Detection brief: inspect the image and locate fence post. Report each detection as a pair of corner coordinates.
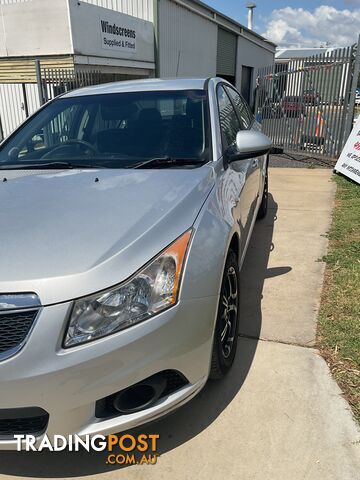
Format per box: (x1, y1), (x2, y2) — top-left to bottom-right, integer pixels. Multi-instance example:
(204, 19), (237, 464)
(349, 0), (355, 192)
(343, 34), (360, 144)
(254, 73), (260, 117)
(21, 83), (29, 117)
(0, 114), (3, 142)
(35, 59), (45, 106)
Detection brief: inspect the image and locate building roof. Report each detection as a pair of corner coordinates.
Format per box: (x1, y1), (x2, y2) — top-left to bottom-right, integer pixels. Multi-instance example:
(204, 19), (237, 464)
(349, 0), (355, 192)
(275, 47), (335, 59)
(63, 78), (210, 97)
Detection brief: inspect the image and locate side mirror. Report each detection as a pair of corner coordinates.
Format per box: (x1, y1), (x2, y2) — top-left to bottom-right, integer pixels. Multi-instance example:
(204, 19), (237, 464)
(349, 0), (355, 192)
(226, 130), (272, 163)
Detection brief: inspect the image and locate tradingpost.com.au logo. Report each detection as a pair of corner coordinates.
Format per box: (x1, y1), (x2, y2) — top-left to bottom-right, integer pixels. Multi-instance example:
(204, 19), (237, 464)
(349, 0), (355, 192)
(14, 434), (160, 465)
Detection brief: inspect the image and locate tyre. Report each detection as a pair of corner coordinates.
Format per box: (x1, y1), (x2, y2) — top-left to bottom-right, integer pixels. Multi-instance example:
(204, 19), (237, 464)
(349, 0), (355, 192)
(257, 168), (268, 220)
(210, 250), (240, 380)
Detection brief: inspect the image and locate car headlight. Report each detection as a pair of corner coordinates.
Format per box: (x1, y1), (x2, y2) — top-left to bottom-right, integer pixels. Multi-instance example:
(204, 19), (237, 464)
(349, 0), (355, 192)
(64, 230), (192, 347)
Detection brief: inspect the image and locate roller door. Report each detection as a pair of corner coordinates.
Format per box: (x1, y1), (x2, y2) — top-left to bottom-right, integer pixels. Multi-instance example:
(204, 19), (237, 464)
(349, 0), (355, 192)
(217, 28), (237, 80)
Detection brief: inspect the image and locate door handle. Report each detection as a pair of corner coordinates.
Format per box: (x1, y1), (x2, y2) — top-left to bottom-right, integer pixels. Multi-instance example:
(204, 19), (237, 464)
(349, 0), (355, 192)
(252, 158), (258, 168)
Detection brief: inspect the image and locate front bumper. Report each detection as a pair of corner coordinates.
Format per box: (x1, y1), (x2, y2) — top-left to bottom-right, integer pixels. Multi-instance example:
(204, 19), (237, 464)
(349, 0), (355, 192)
(0, 295), (218, 449)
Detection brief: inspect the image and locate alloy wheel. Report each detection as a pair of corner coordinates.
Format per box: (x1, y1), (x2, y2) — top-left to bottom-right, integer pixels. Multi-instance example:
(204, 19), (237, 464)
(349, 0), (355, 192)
(220, 266), (238, 359)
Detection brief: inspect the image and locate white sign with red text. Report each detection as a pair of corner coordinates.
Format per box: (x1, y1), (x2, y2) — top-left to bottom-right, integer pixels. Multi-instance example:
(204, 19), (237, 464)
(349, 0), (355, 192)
(335, 117), (360, 184)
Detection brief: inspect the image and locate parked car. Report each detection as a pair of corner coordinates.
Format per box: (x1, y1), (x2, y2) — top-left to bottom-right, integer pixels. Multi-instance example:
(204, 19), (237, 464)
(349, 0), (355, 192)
(281, 95), (305, 117)
(0, 78), (271, 446)
(303, 89), (321, 105)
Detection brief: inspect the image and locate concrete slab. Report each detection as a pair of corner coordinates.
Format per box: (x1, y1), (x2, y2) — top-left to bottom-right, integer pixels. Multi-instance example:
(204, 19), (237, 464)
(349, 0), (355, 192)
(240, 168), (336, 345)
(1, 340), (359, 480)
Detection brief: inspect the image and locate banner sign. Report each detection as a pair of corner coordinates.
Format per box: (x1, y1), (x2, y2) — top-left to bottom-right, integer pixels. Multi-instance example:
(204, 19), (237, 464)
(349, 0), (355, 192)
(335, 117), (360, 184)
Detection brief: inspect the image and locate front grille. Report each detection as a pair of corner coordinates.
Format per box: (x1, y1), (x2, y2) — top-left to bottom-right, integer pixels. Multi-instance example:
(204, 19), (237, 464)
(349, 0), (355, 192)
(0, 408), (49, 438)
(162, 370), (188, 396)
(0, 309), (39, 357)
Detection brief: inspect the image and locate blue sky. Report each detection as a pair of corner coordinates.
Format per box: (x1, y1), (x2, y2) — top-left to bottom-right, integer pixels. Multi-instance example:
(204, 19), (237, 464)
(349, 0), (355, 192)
(202, 1), (360, 47)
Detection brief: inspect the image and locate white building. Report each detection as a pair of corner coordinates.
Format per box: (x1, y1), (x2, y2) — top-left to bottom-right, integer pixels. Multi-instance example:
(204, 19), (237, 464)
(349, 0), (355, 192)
(0, 0), (276, 137)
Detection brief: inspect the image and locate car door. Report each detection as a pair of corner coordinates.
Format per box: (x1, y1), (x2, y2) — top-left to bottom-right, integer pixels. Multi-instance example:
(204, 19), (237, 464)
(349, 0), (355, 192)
(217, 84), (257, 253)
(224, 85), (262, 216)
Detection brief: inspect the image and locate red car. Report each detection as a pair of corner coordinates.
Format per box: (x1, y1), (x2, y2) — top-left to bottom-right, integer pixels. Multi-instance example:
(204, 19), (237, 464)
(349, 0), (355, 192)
(281, 96), (305, 117)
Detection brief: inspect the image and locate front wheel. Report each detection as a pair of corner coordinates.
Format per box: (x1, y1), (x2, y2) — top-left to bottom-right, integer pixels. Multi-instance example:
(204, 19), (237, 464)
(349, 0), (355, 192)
(210, 250), (240, 380)
(257, 169), (268, 220)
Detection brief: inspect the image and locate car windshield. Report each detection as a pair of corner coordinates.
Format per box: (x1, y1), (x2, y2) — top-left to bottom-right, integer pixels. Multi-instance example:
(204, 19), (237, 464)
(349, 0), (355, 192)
(0, 90), (210, 169)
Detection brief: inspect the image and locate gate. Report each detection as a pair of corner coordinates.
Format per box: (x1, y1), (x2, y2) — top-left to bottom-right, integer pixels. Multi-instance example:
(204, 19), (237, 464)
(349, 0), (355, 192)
(255, 40), (360, 159)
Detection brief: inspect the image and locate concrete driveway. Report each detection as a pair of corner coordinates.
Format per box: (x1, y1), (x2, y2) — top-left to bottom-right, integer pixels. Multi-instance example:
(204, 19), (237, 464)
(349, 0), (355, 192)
(0, 168), (359, 480)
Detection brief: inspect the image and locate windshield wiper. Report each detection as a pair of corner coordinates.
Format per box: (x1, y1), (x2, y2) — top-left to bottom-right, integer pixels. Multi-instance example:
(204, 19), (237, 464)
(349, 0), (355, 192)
(132, 157), (205, 169)
(0, 161), (107, 170)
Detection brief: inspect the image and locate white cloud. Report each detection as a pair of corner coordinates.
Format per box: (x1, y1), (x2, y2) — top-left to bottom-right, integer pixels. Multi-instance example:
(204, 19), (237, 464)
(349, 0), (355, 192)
(262, 5), (360, 47)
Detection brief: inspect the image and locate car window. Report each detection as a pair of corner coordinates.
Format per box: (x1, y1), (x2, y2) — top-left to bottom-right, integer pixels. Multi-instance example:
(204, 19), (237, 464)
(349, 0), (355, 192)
(0, 90), (210, 168)
(217, 85), (241, 149)
(224, 86), (253, 130)
(17, 104), (85, 158)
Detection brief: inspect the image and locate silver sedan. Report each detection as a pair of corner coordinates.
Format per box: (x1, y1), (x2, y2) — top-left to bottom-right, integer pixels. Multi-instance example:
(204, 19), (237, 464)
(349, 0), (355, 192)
(0, 77), (271, 448)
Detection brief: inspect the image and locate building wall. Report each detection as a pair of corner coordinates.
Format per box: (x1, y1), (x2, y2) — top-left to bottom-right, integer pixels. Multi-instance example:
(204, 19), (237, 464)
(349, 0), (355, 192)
(0, 56), (74, 83)
(0, 0), (72, 57)
(158, 0), (218, 78)
(158, 0), (275, 91)
(236, 35), (275, 107)
(0, 0), (30, 4)
(81, 0), (154, 22)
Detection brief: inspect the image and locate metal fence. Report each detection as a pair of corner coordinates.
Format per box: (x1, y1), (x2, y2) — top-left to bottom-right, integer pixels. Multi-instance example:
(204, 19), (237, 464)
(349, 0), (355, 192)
(40, 68), (130, 103)
(0, 83), (40, 140)
(0, 66), (134, 140)
(255, 39), (360, 159)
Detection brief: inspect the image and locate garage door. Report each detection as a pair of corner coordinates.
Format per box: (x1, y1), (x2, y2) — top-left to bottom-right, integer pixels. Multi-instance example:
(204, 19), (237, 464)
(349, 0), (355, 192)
(217, 28), (237, 81)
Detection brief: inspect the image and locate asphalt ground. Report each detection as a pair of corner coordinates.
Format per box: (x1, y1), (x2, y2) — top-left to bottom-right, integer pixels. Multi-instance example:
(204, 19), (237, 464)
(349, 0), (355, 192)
(270, 152), (335, 169)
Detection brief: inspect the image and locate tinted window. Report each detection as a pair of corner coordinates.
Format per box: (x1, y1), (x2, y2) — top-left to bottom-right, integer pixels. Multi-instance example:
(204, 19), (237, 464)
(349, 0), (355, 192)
(0, 90), (210, 168)
(225, 86), (253, 129)
(217, 85), (241, 148)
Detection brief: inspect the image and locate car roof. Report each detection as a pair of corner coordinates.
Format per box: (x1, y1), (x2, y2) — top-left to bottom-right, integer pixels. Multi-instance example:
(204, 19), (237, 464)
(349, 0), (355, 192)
(62, 78), (210, 98)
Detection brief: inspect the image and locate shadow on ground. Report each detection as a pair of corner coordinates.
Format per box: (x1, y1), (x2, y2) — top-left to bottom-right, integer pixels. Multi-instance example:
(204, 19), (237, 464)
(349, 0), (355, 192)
(0, 195), (291, 478)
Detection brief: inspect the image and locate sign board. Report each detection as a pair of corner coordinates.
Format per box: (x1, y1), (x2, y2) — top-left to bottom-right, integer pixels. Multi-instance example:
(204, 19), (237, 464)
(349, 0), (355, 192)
(0, 0), (154, 65)
(69, 1), (154, 64)
(335, 116), (360, 184)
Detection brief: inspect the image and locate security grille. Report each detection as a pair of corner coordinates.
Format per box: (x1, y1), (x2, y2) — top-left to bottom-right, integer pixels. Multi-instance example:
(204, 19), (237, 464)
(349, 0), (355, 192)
(255, 41), (360, 159)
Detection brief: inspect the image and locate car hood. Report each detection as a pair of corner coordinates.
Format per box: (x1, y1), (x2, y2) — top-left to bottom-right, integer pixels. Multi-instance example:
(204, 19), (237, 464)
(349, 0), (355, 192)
(0, 167), (215, 305)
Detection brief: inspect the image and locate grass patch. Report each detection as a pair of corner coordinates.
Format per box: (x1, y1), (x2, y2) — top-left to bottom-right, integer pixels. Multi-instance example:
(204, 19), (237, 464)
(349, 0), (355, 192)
(318, 174), (360, 423)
